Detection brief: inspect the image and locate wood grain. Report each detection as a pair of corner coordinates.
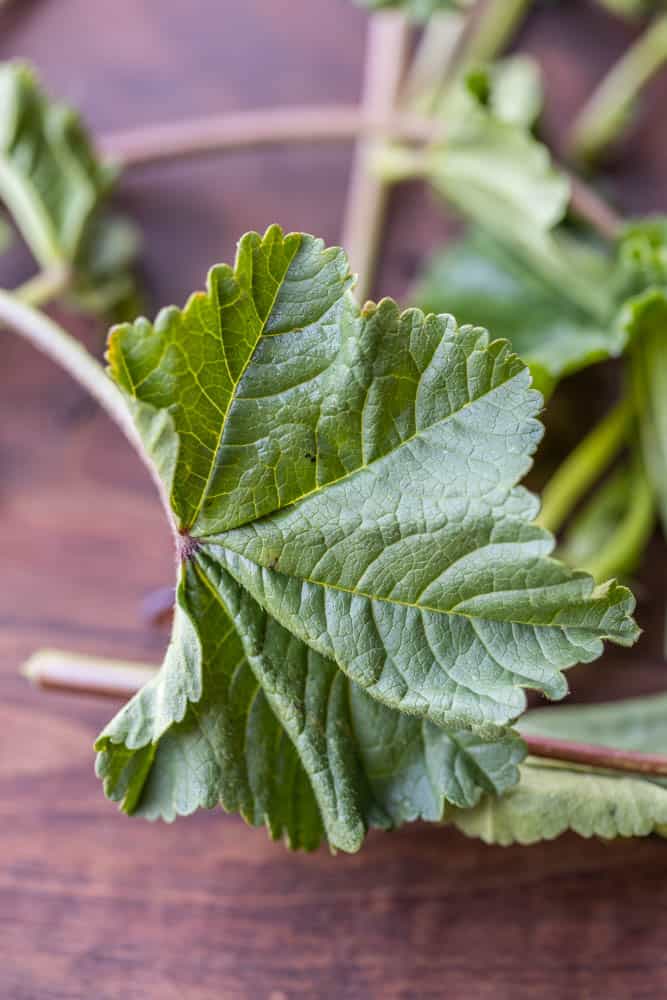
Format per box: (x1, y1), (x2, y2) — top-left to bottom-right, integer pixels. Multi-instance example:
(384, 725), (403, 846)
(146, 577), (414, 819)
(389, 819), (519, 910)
(3, 2), (667, 997)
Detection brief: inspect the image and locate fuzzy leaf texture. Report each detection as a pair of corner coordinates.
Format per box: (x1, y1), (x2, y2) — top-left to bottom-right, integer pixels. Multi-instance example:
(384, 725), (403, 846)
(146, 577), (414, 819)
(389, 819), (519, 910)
(0, 61), (139, 317)
(452, 693), (667, 845)
(96, 226), (638, 851)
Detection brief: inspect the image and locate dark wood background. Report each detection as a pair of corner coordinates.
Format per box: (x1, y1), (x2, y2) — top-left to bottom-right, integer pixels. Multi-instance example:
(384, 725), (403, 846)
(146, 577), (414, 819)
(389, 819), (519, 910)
(3, 2), (667, 997)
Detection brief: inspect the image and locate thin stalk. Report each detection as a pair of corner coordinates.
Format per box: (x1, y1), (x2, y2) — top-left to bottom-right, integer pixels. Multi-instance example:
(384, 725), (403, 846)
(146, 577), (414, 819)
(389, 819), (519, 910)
(99, 106), (625, 248)
(24, 650), (158, 701)
(455, 0), (533, 75)
(14, 265), (71, 307)
(99, 105), (438, 170)
(569, 13), (667, 166)
(400, 11), (466, 111)
(580, 461), (655, 582)
(523, 737), (667, 778)
(537, 395), (635, 535)
(24, 649), (667, 778)
(341, 13), (412, 302)
(567, 172), (624, 242)
(0, 289), (176, 537)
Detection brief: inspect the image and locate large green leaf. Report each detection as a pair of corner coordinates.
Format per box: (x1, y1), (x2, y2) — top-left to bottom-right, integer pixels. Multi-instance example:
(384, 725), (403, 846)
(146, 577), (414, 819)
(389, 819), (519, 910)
(412, 229), (624, 396)
(97, 560), (525, 851)
(452, 693), (667, 845)
(0, 61), (139, 317)
(97, 226), (637, 849)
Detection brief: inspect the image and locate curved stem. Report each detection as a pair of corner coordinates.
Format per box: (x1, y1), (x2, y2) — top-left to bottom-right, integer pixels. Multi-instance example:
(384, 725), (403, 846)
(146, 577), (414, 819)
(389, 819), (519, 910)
(567, 173), (624, 242)
(99, 105), (439, 170)
(14, 265), (71, 307)
(24, 649), (667, 778)
(569, 13), (667, 166)
(98, 105), (625, 246)
(0, 290), (176, 537)
(537, 394), (635, 535)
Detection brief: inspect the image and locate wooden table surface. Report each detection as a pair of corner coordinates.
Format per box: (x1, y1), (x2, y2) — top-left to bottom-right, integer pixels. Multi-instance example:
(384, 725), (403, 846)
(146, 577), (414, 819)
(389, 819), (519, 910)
(3, 2), (667, 997)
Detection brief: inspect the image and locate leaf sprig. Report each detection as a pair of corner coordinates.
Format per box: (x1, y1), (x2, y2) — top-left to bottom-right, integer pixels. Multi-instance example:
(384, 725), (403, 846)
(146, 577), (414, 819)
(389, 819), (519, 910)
(93, 225), (637, 851)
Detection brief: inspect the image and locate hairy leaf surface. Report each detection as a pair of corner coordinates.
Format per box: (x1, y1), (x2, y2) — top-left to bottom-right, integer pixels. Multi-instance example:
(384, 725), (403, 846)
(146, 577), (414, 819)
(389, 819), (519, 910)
(97, 226), (637, 848)
(452, 693), (667, 845)
(452, 760), (667, 844)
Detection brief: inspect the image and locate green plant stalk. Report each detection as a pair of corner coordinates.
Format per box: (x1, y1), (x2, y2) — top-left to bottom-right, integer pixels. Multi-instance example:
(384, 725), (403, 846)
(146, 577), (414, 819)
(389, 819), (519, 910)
(400, 11), (466, 111)
(569, 13), (667, 165)
(537, 395), (635, 534)
(579, 460), (655, 582)
(0, 289), (175, 536)
(456, 0), (533, 74)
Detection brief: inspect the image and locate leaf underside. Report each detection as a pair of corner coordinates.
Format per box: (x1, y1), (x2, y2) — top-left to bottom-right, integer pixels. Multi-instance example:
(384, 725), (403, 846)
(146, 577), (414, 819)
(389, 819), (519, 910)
(96, 226), (637, 851)
(452, 693), (667, 846)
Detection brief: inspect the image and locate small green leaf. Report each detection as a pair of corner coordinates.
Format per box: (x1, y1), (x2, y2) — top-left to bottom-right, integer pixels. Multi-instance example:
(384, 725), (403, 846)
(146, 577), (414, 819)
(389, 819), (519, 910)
(0, 61), (139, 317)
(97, 226), (638, 849)
(412, 229), (624, 396)
(426, 64), (570, 245)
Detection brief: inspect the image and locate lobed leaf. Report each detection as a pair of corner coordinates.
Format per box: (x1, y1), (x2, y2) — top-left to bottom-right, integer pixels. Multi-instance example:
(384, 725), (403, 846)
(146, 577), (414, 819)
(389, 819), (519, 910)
(97, 226), (637, 849)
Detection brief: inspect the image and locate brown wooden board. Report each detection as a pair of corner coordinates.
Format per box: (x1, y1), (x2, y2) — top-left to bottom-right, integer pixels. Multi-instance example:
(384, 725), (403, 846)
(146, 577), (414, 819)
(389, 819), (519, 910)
(2, 2), (667, 996)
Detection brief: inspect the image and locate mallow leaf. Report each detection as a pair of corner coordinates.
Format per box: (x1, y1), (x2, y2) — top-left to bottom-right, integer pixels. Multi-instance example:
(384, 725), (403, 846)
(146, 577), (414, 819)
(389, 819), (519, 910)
(412, 229), (624, 396)
(426, 64), (570, 251)
(96, 225), (637, 848)
(97, 559), (526, 851)
(451, 760), (667, 844)
(0, 61), (139, 317)
(452, 692), (667, 845)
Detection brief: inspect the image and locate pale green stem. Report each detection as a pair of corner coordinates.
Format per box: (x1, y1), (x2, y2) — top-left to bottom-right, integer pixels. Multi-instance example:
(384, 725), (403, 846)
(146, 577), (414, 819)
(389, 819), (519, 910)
(0, 288), (176, 536)
(400, 11), (466, 111)
(580, 461), (655, 582)
(456, 0), (534, 74)
(569, 13), (667, 165)
(342, 13), (412, 302)
(13, 265), (71, 307)
(537, 395), (635, 534)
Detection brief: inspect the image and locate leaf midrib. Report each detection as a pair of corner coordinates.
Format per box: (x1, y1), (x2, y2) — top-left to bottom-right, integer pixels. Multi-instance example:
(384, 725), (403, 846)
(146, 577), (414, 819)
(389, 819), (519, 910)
(186, 238), (301, 531)
(197, 357), (532, 539)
